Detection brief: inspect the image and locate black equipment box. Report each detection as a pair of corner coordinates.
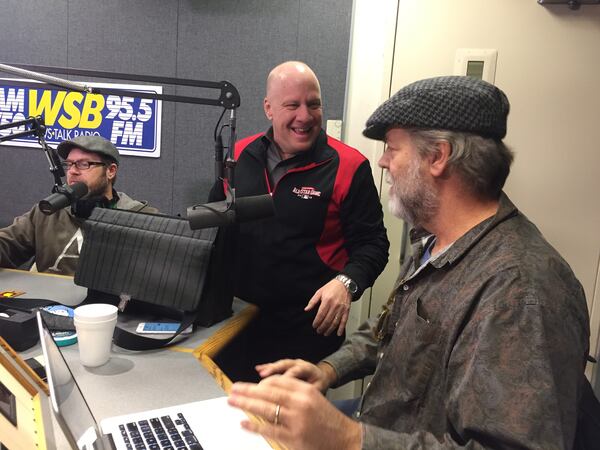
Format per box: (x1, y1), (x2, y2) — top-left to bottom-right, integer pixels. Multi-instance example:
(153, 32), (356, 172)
(0, 306), (38, 352)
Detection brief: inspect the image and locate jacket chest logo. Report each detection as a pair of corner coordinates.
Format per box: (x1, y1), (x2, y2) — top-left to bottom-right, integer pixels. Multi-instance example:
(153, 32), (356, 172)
(292, 186), (321, 200)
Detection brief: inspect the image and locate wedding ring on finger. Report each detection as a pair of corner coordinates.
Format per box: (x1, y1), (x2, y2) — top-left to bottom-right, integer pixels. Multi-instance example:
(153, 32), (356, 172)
(274, 404), (281, 425)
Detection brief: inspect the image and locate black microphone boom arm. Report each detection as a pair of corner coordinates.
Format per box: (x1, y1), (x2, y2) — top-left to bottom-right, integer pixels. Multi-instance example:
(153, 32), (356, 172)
(0, 115), (65, 191)
(0, 62), (242, 219)
(0, 63), (240, 109)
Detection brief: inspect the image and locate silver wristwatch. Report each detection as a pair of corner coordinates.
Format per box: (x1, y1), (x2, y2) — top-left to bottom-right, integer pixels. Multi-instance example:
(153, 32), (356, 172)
(335, 274), (358, 299)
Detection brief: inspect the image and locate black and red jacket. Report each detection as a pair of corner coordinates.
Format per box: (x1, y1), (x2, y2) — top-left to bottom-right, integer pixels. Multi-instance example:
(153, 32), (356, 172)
(210, 129), (389, 332)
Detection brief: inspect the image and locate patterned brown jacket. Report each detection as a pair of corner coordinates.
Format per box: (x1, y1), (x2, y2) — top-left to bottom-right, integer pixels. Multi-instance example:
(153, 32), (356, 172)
(324, 193), (590, 449)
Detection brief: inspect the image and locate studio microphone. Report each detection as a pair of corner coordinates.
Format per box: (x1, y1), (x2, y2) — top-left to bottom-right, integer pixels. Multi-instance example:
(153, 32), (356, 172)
(187, 194), (274, 230)
(38, 182), (88, 215)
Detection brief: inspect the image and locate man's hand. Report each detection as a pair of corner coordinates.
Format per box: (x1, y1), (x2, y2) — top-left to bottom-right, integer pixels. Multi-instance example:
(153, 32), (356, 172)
(255, 359), (338, 393)
(305, 278), (351, 336)
(228, 375), (362, 450)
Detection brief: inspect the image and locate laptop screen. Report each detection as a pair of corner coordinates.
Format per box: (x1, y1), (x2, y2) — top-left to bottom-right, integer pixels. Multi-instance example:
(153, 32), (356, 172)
(37, 312), (104, 450)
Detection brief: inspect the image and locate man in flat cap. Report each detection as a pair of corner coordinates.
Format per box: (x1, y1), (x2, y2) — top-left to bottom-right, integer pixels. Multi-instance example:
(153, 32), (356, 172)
(227, 76), (591, 449)
(0, 135), (157, 276)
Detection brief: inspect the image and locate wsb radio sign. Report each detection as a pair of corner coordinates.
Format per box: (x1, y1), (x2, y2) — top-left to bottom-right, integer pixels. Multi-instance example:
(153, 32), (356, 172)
(0, 80), (162, 157)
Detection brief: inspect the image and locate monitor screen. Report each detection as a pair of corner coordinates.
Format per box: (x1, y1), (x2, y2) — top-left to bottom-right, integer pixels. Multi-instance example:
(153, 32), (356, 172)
(37, 312), (103, 450)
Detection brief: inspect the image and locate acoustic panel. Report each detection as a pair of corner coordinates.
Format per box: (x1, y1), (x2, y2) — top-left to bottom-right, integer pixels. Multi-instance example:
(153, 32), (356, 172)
(0, 0), (352, 223)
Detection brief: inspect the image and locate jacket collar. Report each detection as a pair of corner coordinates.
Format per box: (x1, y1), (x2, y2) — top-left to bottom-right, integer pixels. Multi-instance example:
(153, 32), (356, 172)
(409, 192), (520, 269)
(252, 127), (334, 164)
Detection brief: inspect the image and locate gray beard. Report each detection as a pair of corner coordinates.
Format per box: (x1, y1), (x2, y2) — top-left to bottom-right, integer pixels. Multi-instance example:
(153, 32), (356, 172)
(387, 162), (438, 227)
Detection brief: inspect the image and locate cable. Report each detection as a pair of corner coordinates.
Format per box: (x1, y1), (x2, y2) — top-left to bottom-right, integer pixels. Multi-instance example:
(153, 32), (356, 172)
(213, 107), (227, 141)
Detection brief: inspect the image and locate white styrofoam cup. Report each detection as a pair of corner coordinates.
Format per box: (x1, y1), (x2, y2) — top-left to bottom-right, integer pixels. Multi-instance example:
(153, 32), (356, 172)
(73, 304), (118, 367)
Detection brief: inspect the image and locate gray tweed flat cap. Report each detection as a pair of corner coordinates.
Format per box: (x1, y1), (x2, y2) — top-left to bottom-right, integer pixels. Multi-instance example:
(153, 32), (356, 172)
(363, 76), (510, 141)
(57, 135), (120, 165)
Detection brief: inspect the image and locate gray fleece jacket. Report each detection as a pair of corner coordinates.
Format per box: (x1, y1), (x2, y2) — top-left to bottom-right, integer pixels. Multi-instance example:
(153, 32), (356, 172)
(0, 192), (157, 276)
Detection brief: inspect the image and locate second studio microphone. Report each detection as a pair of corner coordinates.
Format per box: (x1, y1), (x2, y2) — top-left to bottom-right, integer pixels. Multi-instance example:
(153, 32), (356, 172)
(187, 194), (274, 230)
(38, 182), (88, 215)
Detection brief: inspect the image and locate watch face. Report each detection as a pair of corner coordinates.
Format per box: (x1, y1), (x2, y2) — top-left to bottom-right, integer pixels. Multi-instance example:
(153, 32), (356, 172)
(336, 274), (357, 295)
(348, 280), (358, 294)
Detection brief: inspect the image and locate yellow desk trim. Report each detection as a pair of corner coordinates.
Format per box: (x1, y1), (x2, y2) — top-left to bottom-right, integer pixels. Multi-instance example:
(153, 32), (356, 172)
(192, 304), (258, 391)
(192, 305), (287, 450)
(0, 337), (52, 449)
(0, 336), (48, 396)
(167, 346), (195, 354)
(193, 304), (258, 360)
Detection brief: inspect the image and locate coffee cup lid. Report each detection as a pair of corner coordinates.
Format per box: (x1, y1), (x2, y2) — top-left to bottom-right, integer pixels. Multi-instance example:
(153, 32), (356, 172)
(74, 303), (118, 322)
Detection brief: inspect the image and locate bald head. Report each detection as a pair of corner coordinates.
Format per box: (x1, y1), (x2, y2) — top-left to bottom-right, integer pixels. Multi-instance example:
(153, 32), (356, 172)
(266, 61), (321, 98)
(263, 61), (323, 157)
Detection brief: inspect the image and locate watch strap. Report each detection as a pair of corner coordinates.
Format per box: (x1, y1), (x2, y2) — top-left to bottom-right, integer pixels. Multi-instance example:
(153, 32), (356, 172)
(335, 274), (358, 298)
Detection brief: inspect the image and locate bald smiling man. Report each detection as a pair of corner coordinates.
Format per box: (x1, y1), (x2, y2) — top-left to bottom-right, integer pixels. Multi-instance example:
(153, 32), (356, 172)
(210, 61), (389, 382)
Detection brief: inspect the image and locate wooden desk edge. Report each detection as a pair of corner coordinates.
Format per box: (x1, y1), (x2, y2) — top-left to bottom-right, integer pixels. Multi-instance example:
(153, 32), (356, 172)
(192, 305), (287, 450)
(192, 304), (258, 362)
(0, 336), (49, 396)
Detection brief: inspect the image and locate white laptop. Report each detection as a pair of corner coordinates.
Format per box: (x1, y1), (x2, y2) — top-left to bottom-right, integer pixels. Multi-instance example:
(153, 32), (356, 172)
(37, 311), (272, 450)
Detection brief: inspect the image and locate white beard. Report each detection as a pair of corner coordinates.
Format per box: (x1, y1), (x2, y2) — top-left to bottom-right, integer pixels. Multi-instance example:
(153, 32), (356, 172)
(386, 159), (438, 227)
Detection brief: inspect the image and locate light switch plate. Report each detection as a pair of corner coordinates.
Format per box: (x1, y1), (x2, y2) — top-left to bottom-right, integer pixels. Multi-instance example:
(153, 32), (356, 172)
(326, 119), (343, 140)
(454, 48), (498, 83)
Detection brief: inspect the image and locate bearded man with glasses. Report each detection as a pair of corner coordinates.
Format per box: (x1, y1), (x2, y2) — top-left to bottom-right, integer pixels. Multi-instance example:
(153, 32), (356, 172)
(0, 135), (157, 275)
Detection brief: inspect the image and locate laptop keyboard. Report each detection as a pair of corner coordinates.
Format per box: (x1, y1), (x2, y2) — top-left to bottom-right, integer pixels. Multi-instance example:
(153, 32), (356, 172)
(119, 413), (203, 450)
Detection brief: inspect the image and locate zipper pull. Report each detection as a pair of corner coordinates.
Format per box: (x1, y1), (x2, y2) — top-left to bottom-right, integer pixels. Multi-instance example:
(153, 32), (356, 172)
(117, 293), (131, 312)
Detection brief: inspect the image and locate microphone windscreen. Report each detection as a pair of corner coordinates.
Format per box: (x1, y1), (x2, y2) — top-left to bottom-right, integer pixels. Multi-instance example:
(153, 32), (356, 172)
(187, 194), (273, 230)
(38, 182), (89, 215)
(187, 201), (235, 229)
(69, 182), (89, 199)
(235, 194), (274, 222)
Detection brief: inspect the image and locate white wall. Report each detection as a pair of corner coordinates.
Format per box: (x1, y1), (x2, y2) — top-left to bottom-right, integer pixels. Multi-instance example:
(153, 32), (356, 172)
(383, 0), (600, 387)
(343, 0), (401, 329)
(327, 0), (399, 400)
(343, 0), (600, 396)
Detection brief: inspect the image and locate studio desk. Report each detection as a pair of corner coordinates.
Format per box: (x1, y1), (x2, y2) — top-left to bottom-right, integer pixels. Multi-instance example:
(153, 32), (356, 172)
(1, 268), (283, 450)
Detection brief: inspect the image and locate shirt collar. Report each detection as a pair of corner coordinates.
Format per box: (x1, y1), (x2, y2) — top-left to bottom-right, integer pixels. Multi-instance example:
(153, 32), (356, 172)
(108, 189), (120, 208)
(409, 192), (520, 269)
(259, 127), (332, 164)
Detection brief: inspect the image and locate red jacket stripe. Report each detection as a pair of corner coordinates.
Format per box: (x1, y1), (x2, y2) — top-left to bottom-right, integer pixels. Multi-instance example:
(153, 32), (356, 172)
(316, 136), (367, 270)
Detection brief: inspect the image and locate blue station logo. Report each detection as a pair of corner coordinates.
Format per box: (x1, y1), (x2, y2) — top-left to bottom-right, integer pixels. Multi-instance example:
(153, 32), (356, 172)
(0, 80), (163, 157)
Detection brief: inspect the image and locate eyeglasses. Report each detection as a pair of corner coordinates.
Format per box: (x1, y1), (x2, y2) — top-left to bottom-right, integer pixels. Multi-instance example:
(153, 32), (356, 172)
(61, 161), (106, 171)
